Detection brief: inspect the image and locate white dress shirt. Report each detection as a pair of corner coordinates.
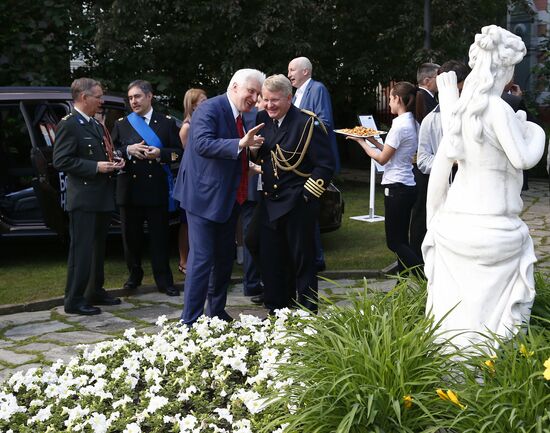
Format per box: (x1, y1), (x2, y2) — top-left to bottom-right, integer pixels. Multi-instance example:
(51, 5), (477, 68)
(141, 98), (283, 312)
(293, 78), (311, 108)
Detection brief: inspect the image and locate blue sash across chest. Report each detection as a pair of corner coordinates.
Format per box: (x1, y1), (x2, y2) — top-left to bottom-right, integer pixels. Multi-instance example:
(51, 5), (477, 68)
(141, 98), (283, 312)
(127, 112), (176, 211)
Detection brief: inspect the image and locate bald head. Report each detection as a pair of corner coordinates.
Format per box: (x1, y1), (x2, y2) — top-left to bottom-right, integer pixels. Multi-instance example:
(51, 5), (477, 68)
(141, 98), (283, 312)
(288, 56), (313, 89)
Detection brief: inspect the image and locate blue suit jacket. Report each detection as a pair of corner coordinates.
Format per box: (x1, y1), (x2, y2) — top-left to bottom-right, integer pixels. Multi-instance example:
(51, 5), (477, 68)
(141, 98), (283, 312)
(173, 94), (253, 223)
(297, 79), (340, 172)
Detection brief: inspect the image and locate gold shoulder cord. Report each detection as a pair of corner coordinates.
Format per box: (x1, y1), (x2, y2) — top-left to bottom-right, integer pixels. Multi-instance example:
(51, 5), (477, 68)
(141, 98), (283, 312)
(270, 116), (315, 178)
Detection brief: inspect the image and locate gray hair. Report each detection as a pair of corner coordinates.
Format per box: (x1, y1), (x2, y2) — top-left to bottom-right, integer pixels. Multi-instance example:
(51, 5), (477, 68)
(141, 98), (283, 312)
(227, 69), (266, 92)
(292, 56), (313, 75)
(71, 78), (101, 101)
(416, 63), (440, 83)
(262, 74), (293, 97)
(128, 79), (153, 95)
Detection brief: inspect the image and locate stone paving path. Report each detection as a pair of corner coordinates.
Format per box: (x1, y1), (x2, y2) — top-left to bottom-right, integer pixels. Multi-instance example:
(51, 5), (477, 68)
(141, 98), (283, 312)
(0, 179), (548, 384)
(0, 277), (396, 383)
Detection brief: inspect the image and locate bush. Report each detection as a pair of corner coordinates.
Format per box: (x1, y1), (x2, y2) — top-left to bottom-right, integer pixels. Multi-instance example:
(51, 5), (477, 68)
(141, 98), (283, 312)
(532, 272), (550, 330)
(449, 326), (550, 433)
(267, 276), (460, 433)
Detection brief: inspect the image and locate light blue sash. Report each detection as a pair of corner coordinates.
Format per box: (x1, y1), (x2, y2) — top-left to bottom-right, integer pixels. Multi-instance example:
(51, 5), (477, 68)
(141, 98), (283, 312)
(127, 112), (176, 211)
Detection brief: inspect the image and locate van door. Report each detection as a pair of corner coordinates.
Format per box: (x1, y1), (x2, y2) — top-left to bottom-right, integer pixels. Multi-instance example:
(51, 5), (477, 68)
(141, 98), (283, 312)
(20, 101), (69, 239)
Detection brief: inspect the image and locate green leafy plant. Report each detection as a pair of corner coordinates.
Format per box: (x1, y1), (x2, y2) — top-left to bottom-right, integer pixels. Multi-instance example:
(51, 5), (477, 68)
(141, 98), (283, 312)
(449, 326), (550, 433)
(267, 276), (458, 433)
(532, 272), (550, 330)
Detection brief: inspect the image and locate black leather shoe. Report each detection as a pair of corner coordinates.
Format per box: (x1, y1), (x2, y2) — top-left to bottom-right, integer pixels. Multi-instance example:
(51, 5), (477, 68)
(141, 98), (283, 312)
(123, 280), (141, 290)
(65, 305), (101, 316)
(251, 294), (264, 305)
(163, 286), (180, 297)
(92, 294), (122, 306)
(217, 310), (234, 322)
(244, 285), (264, 297)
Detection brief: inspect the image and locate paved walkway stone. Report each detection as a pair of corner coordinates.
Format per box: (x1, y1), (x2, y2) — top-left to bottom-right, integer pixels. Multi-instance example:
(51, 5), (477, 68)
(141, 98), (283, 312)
(0, 349), (37, 365)
(41, 346), (78, 363)
(0, 363), (42, 383)
(0, 311), (52, 330)
(39, 331), (110, 344)
(120, 304), (182, 324)
(62, 311), (135, 333)
(14, 342), (63, 353)
(4, 321), (72, 341)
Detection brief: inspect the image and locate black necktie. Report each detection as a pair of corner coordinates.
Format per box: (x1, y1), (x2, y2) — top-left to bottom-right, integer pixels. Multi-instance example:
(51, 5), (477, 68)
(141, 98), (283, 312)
(273, 119), (279, 128)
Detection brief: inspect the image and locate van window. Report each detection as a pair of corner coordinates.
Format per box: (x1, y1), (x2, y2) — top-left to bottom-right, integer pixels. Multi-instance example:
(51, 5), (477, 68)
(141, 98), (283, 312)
(0, 104), (41, 220)
(0, 104), (33, 194)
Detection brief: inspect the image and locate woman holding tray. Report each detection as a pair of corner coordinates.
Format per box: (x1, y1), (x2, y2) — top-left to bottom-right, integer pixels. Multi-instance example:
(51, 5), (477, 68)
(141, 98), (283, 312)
(347, 82), (423, 275)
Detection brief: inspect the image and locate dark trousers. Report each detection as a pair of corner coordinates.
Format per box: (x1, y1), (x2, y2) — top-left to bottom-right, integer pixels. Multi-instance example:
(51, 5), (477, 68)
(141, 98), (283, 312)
(260, 196), (319, 313)
(384, 183), (423, 274)
(65, 210), (111, 309)
(241, 200), (262, 295)
(182, 204), (240, 324)
(120, 205), (174, 290)
(409, 164), (428, 259)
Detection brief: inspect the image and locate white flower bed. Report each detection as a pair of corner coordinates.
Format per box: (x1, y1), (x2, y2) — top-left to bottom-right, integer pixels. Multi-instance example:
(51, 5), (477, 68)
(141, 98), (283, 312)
(0, 309), (308, 432)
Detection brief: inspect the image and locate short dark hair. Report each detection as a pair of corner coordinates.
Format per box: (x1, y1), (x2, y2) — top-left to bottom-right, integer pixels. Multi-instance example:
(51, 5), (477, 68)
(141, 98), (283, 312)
(128, 80), (153, 95)
(71, 77), (101, 101)
(438, 60), (471, 84)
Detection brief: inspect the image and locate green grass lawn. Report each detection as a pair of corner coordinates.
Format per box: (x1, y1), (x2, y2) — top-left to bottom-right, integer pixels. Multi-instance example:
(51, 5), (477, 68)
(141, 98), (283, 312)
(0, 181), (394, 305)
(323, 179), (393, 270)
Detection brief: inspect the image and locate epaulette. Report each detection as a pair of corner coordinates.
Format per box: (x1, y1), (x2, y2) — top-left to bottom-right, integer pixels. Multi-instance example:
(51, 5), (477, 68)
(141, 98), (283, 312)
(300, 109), (316, 118)
(301, 109), (328, 134)
(166, 115), (172, 119)
(61, 113), (72, 121)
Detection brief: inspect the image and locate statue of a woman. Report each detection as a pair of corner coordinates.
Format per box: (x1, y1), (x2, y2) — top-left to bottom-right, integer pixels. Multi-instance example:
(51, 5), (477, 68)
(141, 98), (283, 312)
(424, 25), (546, 351)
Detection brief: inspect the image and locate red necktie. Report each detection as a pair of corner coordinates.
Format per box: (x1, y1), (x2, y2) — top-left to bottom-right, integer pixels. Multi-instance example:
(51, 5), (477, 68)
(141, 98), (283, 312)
(236, 114), (248, 204)
(98, 121), (114, 162)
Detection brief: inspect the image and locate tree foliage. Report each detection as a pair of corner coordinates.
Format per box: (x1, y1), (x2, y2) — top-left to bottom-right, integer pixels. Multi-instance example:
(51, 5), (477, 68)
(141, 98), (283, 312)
(1, 0), (526, 147)
(0, 0), (79, 85)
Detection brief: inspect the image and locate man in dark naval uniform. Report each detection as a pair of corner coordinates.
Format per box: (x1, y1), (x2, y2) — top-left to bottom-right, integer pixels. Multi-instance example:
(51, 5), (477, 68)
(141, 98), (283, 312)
(111, 80), (182, 296)
(255, 74), (334, 314)
(53, 78), (124, 315)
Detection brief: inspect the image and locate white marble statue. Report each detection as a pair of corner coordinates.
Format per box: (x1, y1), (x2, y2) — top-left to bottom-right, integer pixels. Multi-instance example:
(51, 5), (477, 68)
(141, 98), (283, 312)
(423, 25), (546, 351)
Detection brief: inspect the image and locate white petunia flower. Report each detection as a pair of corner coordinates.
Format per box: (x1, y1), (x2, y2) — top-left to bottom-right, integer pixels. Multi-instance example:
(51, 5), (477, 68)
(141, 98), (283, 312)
(63, 404), (89, 428)
(112, 395), (132, 409)
(232, 418), (253, 433)
(123, 422), (141, 433)
(213, 407), (233, 423)
(124, 328), (137, 339)
(155, 315), (168, 327)
(178, 414), (197, 430)
(88, 412), (110, 433)
(27, 404), (52, 425)
(146, 395), (169, 413)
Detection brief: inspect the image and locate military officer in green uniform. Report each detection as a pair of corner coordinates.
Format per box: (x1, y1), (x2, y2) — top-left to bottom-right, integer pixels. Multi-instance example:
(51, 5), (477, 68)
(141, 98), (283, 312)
(254, 74), (335, 314)
(53, 78), (124, 315)
(111, 80), (182, 296)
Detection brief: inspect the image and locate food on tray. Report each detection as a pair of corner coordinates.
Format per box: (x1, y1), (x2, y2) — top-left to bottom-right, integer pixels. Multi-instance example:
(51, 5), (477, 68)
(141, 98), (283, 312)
(336, 126), (384, 136)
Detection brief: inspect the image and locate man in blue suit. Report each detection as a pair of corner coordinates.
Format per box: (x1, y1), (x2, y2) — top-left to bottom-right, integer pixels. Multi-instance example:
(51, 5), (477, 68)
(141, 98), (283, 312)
(288, 57), (339, 173)
(173, 69), (266, 325)
(288, 56), (338, 271)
